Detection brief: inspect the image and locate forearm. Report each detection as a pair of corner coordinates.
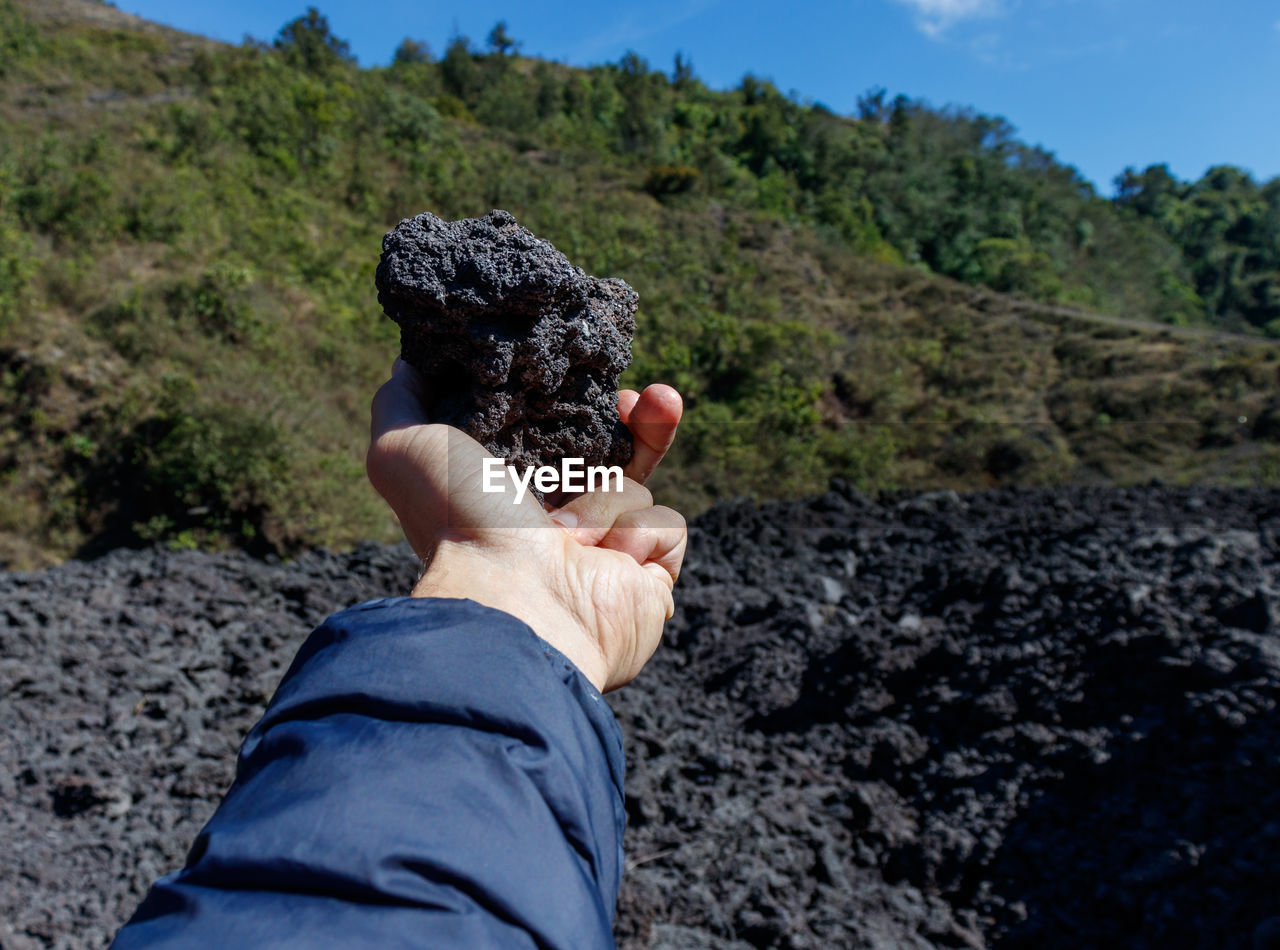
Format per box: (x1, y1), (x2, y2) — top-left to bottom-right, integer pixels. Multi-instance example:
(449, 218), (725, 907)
(112, 598), (626, 950)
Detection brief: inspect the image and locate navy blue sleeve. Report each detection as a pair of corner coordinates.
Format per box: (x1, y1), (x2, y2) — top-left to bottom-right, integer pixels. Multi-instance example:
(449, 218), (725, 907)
(111, 597), (626, 950)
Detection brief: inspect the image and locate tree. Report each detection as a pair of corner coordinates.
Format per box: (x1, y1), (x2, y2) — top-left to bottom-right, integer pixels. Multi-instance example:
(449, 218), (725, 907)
(672, 51), (694, 89)
(857, 87), (889, 123)
(440, 35), (478, 101)
(615, 52), (664, 155)
(1115, 163), (1181, 226)
(487, 21), (519, 57)
(274, 7), (354, 75)
(737, 76), (794, 175)
(393, 38), (430, 66)
(533, 61), (561, 119)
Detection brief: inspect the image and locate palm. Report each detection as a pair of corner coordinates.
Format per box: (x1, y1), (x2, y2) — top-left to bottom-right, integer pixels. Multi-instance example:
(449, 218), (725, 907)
(565, 542), (675, 687)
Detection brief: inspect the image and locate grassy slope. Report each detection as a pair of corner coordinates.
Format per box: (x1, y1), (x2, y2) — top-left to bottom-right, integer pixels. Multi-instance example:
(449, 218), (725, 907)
(0, 0), (1277, 568)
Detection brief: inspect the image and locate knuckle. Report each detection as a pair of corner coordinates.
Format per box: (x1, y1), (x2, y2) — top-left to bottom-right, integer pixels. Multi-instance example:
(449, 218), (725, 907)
(627, 479), (653, 507)
(655, 505), (686, 530)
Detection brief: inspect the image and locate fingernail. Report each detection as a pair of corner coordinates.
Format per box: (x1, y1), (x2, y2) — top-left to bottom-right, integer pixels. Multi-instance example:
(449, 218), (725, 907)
(550, 510), (578, 531)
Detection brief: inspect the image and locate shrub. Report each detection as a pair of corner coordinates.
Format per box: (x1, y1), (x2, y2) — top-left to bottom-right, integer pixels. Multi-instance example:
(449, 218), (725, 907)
(0, 0), (43, 75)
(975, 236), (1063, 299)
(124, 387), (290, 549)
(644, 164), (700, 199)
(0, 194), (33, 328)
(381, 86), (442, 148)
(166, 263), (259, 342)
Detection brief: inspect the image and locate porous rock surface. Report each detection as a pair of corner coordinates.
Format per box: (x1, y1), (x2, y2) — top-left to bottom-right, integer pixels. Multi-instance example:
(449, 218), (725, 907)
(2, 484), (1279, 949)
(375, 209), (635, 473)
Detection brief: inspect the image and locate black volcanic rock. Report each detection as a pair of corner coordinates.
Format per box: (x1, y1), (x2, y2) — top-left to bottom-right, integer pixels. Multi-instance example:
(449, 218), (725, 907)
(3, 486), (1279, 949)
(375, 209), (635, 475)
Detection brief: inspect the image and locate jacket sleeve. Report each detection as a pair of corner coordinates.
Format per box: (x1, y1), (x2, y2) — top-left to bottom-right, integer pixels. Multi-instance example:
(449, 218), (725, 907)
(110, 597), (627, 950)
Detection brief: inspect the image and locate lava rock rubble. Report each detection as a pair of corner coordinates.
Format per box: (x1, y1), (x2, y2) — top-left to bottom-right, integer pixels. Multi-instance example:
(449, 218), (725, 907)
(3, 485), (1278, 949)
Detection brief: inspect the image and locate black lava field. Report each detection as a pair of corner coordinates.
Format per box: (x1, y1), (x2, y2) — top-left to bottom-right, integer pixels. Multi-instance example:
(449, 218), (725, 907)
(3, 484), (1278, 950)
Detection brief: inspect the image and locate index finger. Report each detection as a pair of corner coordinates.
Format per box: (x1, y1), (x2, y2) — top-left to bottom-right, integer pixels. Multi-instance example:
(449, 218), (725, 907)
(598, 505), (687, 589)
(620, 384), (683, 484)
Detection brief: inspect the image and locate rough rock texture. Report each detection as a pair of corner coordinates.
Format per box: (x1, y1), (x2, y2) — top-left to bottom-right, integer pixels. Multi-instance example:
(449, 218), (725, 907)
(3, 485), (1279, 950)
(375, 209), (635, 474)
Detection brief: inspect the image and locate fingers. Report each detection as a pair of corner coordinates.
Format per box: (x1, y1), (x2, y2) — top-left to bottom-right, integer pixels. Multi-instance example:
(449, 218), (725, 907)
(619, 384), (683, 484)
(550, 477), (654, 545)
(598, 505), (687, 589)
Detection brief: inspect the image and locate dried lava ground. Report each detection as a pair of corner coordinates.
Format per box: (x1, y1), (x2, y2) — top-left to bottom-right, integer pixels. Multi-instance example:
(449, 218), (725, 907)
(2, 484), (1278, 950)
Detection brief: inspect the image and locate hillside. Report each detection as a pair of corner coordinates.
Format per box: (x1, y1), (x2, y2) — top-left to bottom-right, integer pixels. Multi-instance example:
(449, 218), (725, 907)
(1, 0), (1278, 567)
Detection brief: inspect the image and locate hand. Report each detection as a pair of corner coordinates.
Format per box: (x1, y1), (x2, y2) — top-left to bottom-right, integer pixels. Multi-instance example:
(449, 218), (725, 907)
(366, 360), (686, 692)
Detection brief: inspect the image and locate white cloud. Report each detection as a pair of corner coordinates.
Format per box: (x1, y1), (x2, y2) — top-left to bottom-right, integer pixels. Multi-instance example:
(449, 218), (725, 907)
(894, 0), (1004, 37)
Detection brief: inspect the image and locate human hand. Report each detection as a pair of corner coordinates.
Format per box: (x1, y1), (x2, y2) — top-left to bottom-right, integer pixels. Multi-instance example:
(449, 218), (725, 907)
(366, 360), (686, 692)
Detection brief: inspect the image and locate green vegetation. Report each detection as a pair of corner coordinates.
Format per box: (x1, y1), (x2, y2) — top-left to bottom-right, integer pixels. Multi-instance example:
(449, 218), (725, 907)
(1116, 164), (1280, 335)
(0, 0), (1276, 567)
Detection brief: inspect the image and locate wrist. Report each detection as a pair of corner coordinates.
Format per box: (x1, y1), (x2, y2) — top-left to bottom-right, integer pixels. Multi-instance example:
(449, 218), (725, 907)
(411, 540), (609, 691)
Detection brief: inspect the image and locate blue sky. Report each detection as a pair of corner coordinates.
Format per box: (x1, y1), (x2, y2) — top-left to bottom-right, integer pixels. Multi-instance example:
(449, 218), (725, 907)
(118, 0), (1280, 194)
